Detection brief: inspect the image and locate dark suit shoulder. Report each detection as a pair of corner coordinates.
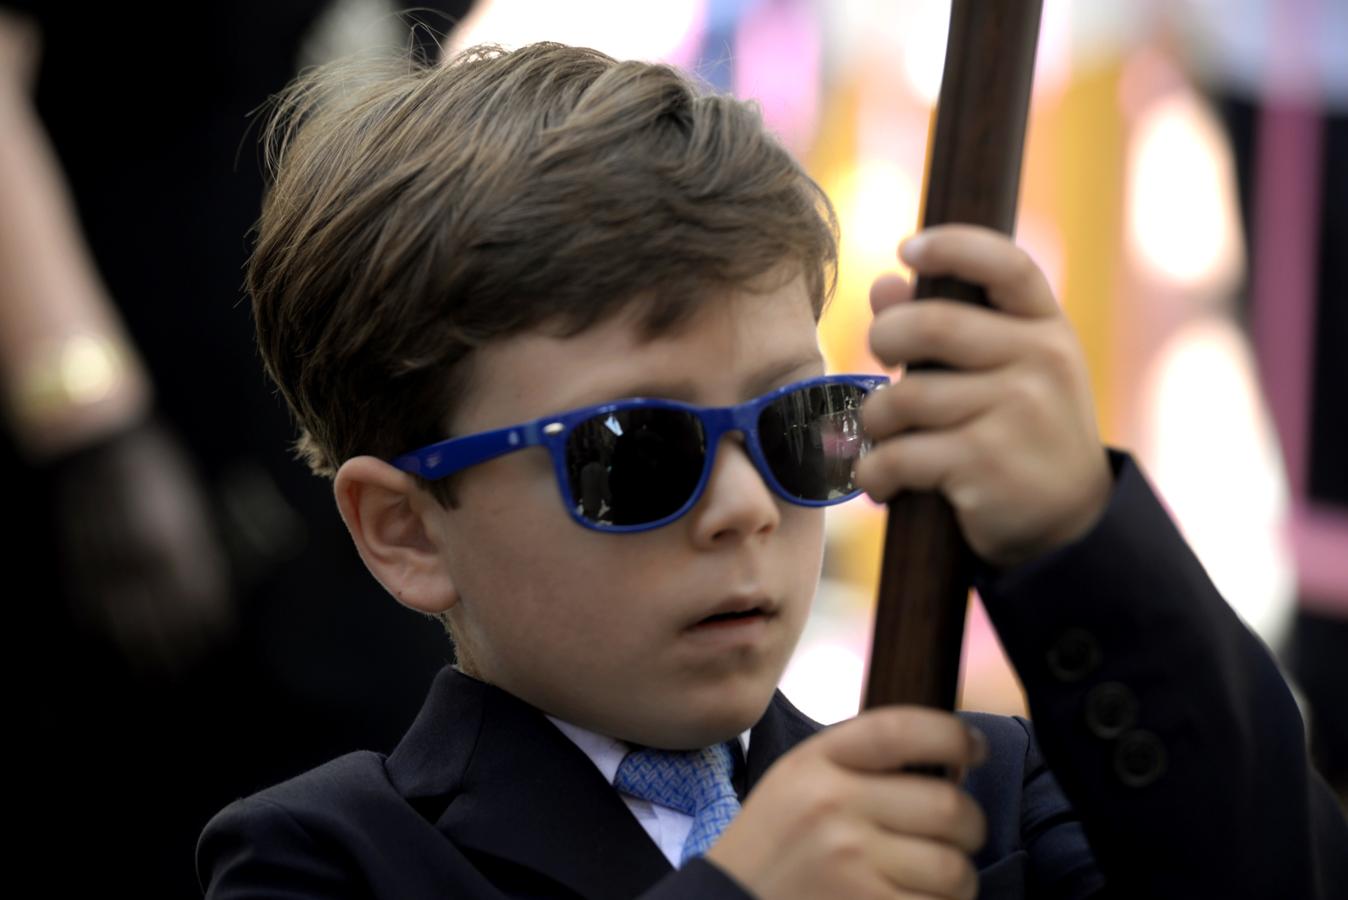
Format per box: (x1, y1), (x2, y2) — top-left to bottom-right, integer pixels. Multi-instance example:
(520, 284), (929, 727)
(244, 752), (392, 811)
(198, 752), (472, 900)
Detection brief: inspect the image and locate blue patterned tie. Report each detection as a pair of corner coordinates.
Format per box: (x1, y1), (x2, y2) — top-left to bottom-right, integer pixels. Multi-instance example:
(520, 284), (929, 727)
(614, 742), (742, 865)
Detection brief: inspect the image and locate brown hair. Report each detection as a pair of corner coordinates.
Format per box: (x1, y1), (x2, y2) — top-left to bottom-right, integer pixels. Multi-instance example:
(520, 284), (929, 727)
(250, 42), (838, 503)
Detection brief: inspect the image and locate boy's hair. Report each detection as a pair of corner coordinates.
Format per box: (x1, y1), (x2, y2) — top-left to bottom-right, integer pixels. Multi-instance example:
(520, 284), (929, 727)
(249, 42), (839, 504)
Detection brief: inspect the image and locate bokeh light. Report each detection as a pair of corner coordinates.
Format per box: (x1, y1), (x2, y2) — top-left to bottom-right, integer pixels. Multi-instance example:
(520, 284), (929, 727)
(1125, 90), (1243, 291)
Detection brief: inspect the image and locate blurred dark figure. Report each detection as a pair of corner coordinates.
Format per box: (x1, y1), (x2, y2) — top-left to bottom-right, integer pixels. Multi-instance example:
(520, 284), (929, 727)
(1, 2), (469, 893)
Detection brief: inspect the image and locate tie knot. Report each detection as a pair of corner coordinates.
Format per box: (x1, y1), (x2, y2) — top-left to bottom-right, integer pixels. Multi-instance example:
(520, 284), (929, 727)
(614, 742), (739, 817)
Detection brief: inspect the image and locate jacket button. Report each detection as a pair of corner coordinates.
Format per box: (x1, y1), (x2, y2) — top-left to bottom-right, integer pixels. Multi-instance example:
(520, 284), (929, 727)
(1114, 729), (1167, 787)
(1046, 628), (1101, 683)
(1084, 682), (1139, 739)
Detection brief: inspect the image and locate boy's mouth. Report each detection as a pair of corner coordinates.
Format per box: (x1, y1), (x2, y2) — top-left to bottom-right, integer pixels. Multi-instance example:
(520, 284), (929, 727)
(697, 608), (767, 626)
(688, 596), (775, 630)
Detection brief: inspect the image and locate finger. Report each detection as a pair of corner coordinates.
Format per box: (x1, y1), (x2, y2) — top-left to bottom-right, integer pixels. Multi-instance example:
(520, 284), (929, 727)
(870, 271), (914, 315)
(869, 300), (1035, 371)
(862, 371), (996, 441)
(817, 707), (986, 774)
(850, 775), (988, 855)
(853, 428), (970, 504)
(872, 833), (980, 900)
(901, 224), (1057, 319)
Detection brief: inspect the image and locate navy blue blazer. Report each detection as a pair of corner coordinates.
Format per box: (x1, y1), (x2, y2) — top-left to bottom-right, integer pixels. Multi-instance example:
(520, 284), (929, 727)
(199, 457), (1348, 898)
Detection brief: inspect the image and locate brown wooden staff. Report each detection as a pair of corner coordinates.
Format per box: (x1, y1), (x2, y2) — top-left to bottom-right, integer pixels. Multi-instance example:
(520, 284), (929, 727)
(863, 0), (1044, 712)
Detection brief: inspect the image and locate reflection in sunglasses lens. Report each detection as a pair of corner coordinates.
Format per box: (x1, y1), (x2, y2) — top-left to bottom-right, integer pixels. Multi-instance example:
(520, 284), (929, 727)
(566, 409), (706, 527)
(760, 384), (866, 501)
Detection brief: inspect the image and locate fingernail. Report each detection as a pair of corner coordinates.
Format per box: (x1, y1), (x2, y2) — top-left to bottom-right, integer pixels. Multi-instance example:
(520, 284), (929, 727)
(899, 234), (927, 263)
(968, 725), (989, 767)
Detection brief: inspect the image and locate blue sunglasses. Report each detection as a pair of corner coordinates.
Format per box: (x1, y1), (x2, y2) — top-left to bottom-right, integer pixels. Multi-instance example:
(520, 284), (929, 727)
(393, 373), (889, 533)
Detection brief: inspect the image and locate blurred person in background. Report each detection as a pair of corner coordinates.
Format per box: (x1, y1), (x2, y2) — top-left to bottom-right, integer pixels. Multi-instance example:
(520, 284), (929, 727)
(0, 1), (469, 893)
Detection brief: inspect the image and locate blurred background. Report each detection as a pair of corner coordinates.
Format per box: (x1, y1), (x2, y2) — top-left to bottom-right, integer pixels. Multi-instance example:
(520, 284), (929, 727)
(445, 0), (1348, 799)
(2, 0), (1343, 893)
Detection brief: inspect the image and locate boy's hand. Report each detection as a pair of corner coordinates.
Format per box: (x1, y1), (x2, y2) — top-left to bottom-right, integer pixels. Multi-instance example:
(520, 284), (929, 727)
(706, 707), (987, 900)
(855, 224), (1111, 568)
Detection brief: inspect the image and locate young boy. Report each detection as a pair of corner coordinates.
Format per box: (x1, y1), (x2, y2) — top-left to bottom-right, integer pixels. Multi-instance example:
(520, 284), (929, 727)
(199, 43), (1347, 899)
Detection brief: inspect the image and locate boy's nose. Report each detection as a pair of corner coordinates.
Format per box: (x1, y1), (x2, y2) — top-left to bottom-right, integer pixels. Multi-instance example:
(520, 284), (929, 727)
(687, 435), (780, 546)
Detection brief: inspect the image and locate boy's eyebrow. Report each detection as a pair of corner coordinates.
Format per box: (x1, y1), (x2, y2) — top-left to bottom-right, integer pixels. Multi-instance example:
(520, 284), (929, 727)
(742, 353), (828, 398)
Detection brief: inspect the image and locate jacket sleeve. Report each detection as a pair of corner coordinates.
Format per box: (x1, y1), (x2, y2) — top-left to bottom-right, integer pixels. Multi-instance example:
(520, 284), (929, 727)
(977, 451), (1348, 899)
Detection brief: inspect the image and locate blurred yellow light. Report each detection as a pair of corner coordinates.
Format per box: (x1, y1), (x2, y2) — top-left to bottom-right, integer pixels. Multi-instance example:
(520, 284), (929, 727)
(1125, 91), (1242, 290)
(838, 159), (922, 278)
(818, 158), (921, 373)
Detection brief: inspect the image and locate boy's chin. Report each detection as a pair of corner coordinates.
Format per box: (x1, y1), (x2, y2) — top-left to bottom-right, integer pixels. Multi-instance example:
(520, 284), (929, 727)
(625, 681), (779, 750)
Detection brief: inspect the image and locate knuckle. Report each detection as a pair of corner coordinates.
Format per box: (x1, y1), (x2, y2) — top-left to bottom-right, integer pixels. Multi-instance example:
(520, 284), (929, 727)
(917, 305), (956, 347)
(875, 707), (916, 753)
(837, 874), (890, 900)
(1006, 370), (1045, 412)
(868, 309), (907, 360)
(867, 326), (892, 361)
(851, 450), (886, 495)
(965, 419), (1004, 466)
(856, 880), (892, 900)
(953, 864), (980, 900)
(928, 783), (966, 832)
(790, 766), (846, 827)
(875, 445), (909, 484)
(861, 393), (896, 437)
(1010, 248), (1042, 291)
(1038, 331), (1079, 379)
(946, 476), (984, 518)
(817, 819), (867, 867)
(929, 844), (976, 896)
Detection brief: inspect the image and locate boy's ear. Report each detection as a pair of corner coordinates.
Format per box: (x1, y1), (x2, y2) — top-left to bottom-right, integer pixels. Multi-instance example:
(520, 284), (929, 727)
(333, 456), (459, 615)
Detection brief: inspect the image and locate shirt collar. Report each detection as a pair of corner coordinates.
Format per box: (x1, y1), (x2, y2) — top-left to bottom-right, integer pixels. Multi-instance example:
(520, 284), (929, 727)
(546, 716), (751, 786)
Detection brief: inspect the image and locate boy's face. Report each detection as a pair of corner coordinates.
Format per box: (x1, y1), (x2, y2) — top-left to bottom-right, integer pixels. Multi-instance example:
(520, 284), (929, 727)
(431, 273), (827, 749)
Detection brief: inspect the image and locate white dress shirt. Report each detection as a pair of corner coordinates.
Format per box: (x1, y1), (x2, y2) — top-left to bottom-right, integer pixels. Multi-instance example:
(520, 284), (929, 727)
(546, 717), (749, 868)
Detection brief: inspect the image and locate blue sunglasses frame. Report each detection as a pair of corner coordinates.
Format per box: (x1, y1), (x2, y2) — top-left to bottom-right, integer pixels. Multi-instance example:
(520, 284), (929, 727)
(392, 373), (889, 533)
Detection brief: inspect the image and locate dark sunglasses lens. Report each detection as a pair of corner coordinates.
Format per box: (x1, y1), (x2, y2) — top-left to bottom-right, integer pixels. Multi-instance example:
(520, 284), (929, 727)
(758, 383), (868, 501)
(565, 408), (707, 527)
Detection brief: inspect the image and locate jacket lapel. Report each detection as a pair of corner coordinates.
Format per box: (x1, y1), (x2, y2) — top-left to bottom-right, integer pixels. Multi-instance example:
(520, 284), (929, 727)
(745, 690), (824, 792)
(385, 670), (827, 898)
(386, 667), (673, 900)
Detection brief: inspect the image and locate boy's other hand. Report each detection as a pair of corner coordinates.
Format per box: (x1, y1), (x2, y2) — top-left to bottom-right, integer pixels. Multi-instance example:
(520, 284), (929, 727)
(707, 707), (986, 900)
(856, 224), (1111, 568)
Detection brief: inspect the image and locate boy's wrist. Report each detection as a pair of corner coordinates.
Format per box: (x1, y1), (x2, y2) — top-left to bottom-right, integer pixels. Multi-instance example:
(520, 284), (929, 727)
(990, 446), (1115, 571)
(975, 448), (1127, 583)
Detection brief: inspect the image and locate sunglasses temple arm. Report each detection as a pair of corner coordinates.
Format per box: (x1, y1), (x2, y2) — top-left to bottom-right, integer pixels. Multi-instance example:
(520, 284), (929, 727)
(393, 422), (546, 480)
